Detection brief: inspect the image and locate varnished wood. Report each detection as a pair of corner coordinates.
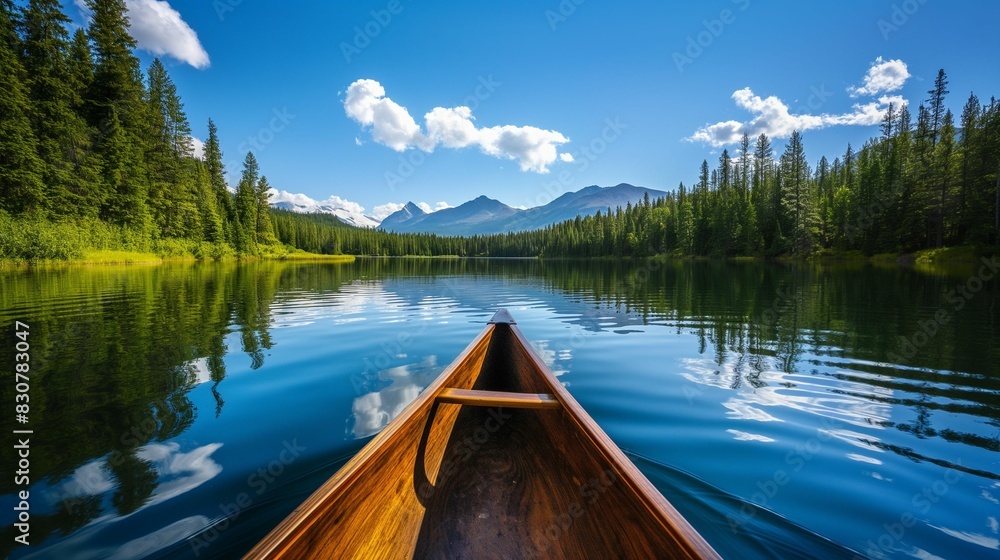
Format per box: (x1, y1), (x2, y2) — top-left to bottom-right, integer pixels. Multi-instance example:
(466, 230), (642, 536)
(244, 311), (721, 560)
(436, 387), (561, 409)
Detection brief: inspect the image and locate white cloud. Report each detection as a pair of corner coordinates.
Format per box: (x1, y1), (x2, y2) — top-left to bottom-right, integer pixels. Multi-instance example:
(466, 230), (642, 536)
(344, 79), (571, 173)
(189, 137), (205, 160)
(425, 106), (480, 148)
(372, 202), (405, 221)
(269, 189), (366, 214)
(686, 60), (911, 147)
(825, 95), (908, 126)
(849, 57), (909, 97)
(323, 195), (365, 215)
(433, 201), (452, 211)
(345, 79), (432, 151)
(125, 0), (209, 69)
(75, 0), (210, 69)
(415, 202), (432, 213)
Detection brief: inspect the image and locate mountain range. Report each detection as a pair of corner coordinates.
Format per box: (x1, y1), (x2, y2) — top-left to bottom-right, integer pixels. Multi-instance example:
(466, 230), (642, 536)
(380, 183), (667, 236)
(271, 183), (667, 236)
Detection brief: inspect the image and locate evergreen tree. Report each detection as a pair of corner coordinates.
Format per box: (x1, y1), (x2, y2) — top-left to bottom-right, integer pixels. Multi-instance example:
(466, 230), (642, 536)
(780, 131), (817, 254)
(86, 0), (144, 133)
(255, 175), (276, 245)
(145, 59), (199, 238)
(932, 110), (957, 247)
(99, 111), (150, 233)
(204, 119), (234, 241)
(194, 162), (224, 243)
(21, 0), (96, 214)
(956, 93), (980, 241)
(0, 1), (45, 214)
(235, 151), (259, 253)
(926, 69), (950, 146)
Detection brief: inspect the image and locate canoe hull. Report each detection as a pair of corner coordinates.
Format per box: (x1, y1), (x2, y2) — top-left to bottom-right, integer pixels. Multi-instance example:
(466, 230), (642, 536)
(245, 314), (719, 559)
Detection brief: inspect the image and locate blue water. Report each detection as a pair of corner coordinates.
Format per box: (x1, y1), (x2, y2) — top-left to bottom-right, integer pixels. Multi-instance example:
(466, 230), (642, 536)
(0, 259), (997, 559)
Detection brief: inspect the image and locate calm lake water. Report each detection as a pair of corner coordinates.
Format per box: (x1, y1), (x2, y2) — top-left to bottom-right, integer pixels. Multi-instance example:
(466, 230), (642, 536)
(1, 258), (998, 559)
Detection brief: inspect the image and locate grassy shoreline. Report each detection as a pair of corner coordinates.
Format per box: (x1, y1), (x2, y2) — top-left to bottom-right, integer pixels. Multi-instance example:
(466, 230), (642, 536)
(3, 247), (994, 270)
(0, 249), (355, 269)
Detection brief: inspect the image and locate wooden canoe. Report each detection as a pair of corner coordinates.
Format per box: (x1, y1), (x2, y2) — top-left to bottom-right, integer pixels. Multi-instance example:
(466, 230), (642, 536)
(245, 309), (720, 559)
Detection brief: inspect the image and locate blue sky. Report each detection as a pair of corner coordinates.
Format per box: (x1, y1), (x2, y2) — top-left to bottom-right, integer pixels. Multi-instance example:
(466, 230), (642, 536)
(63, 1), (1000, 220)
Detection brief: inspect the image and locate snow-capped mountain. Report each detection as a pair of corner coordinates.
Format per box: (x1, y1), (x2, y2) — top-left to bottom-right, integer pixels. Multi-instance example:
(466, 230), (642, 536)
(268, 189), (379, 228)
(381, 183), (668, 235)
(378, 202), (428, 230)
(269, 184), (668, 234)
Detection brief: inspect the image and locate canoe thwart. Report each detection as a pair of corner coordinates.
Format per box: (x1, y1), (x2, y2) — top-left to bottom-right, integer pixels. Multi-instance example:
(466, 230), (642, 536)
(436, 387), (560, 409)
(487, 308), (516, 324)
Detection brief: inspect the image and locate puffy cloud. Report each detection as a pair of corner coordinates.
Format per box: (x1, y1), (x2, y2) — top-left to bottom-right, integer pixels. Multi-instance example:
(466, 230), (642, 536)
(686, 59), (911, 147)
(73, 0), (209, 69)
(345, 79), (431, 151)
(268, 189), (364, 214)
(425, 106), (480, 148)
(189, 137), (205, 160)
(126, 0), (210, 69)
(825, 95), (908, 126)
(849, 57), (909, 97)
(415, 202), (432, 213)
(345, 79), (571, 173)
(475, 124), (570, 173)
(372, 202), (405, 221)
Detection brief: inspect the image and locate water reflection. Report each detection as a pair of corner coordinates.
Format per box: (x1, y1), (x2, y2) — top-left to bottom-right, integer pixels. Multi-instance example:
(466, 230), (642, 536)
(0, 257), (996, 559)
(349, 356), (442, 438)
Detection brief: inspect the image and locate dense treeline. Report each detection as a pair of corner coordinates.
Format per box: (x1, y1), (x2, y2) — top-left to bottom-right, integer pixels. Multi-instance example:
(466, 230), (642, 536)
(272, 70), (999, 259)
(271, 209), (546, 257)
(537, 71), (999, 258)
(1, 0), (996, 261)
(0, 0), (277, 260)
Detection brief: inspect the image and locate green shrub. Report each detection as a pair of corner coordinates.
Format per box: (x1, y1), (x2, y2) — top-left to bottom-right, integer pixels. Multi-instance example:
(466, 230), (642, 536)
(0, 212), (86, 261)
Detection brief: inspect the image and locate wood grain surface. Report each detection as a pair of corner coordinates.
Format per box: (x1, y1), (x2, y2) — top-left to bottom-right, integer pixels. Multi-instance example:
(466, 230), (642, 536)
(243, 315), (720, 559)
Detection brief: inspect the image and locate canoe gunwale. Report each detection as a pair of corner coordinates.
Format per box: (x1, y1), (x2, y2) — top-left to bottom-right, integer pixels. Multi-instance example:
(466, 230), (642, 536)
(243, 311), (721, 559)
(506, 322), (721, 559)
(242, 322), (498, 559)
